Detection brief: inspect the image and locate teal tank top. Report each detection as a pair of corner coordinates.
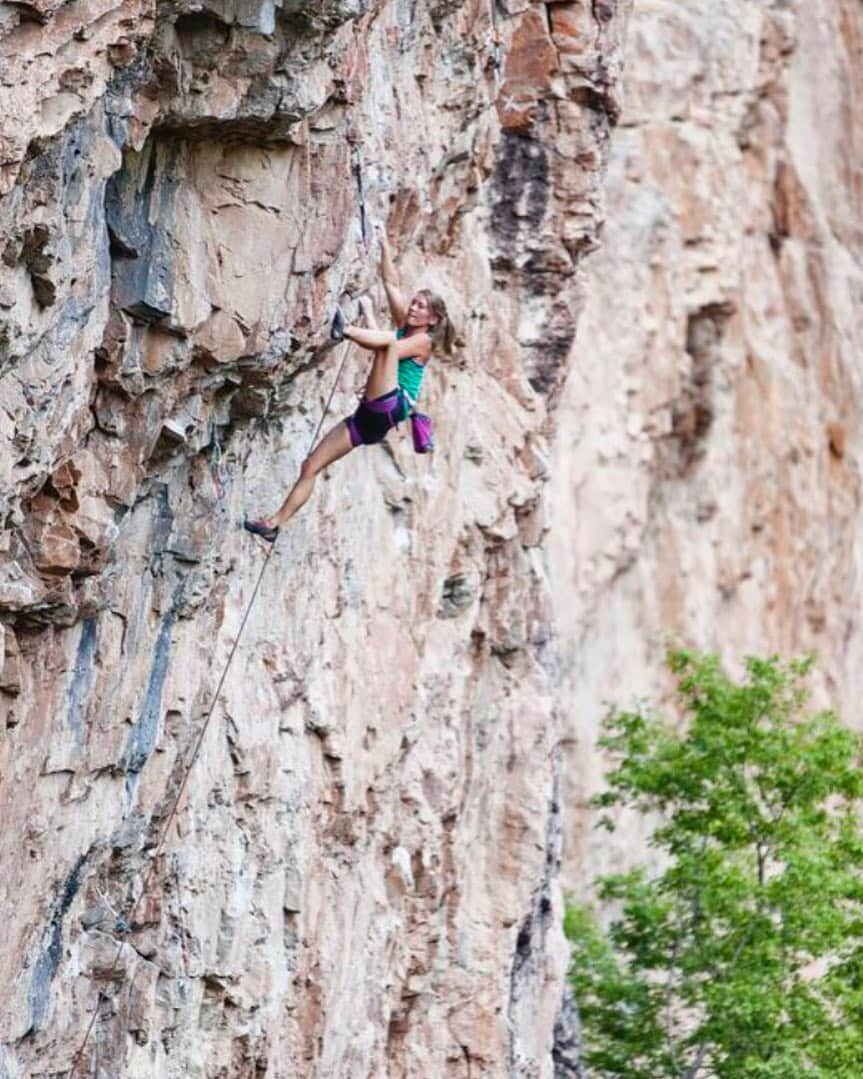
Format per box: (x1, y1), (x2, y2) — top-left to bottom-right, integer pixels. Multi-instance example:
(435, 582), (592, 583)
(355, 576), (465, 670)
(396, 327), (428, 403)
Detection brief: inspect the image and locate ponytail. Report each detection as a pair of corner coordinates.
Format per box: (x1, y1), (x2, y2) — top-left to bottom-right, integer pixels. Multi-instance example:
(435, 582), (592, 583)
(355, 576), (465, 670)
(418, 288), (455, 356)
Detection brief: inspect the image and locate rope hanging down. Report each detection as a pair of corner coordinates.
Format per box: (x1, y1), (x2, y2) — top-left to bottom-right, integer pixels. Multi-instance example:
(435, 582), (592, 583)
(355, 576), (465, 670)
(489, 0), (502, 90)
(351, 143), (369, 251)
(68, 339), (353, 1078)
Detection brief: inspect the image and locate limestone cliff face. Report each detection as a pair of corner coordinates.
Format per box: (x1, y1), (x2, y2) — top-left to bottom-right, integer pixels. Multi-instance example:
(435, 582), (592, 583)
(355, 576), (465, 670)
(550, 0), (863, 884)
(0, 2), (627, 1076)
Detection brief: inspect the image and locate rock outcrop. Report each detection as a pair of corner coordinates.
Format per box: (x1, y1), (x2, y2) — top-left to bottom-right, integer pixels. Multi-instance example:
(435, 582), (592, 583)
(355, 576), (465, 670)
(551, 0), (863, 885)
(8, 0), (858, 1073)
(0, 1), (629, 1076)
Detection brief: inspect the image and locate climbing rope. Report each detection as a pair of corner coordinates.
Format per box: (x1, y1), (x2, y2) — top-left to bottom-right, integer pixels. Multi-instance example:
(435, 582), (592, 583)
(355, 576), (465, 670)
(351, 143), (369, 250)
(489, 0), (502, 90)
(68, 339), (352, 1078)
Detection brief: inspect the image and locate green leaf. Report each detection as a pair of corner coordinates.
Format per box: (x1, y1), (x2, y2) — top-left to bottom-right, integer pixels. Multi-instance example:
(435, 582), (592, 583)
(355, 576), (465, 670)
(566, 651), (863, 1077)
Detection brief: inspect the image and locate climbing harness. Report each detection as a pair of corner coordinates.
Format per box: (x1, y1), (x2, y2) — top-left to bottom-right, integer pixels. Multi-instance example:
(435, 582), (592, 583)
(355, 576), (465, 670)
(68, 340), (352, 1078)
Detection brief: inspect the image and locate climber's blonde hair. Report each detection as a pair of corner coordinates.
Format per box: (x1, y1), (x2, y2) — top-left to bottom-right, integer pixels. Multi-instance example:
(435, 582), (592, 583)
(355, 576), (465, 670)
(418, 289), (455, 355)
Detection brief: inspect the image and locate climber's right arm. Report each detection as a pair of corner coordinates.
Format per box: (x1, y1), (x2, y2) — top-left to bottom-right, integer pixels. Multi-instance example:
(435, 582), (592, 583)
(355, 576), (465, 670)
(380, 231), (408, 326)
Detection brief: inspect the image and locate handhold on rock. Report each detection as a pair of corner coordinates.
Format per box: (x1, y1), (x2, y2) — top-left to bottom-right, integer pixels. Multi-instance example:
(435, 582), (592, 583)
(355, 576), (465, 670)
(440, 570), (479, 618)
(0, 558), (47, 612)
(827, 423), (846, 459)
(159, 418), (189, 444)
(150, 418), (191, 459)
(28, 517), (81, 575)
(231, 385), (270, 419)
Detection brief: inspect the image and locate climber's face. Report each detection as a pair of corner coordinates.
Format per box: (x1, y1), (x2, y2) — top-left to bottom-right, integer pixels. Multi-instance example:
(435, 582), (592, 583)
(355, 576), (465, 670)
(407, 292), (438, 330)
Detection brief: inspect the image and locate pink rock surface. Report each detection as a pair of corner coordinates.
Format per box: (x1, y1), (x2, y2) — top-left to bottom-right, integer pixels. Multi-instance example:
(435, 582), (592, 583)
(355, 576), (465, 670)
(7, 0), (861, 1074)
(550, 0), (863, 891)
(0, 1), (629, 1075)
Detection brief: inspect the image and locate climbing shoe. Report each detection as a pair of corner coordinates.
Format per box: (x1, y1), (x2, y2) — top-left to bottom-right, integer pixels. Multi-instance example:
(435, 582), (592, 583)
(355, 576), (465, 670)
(243, 516), (279, 543)
(330, 307), (346, 342)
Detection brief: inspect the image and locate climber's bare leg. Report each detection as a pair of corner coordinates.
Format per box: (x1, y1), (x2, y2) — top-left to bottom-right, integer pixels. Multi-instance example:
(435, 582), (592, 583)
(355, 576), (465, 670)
(364, 339), (400, 401)
(264, 421), (354, 529)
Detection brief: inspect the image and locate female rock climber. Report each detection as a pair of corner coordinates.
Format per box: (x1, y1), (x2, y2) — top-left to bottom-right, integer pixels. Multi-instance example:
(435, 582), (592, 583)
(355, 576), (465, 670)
(243, 232), (454, 542)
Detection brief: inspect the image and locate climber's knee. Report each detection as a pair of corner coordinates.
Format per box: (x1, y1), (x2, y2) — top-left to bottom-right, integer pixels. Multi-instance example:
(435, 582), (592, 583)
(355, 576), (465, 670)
(300, 455), (318, 482)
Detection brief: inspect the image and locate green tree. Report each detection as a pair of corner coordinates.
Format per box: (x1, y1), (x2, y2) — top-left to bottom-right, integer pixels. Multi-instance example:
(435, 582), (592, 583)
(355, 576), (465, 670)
(566, 651), (863, 1078)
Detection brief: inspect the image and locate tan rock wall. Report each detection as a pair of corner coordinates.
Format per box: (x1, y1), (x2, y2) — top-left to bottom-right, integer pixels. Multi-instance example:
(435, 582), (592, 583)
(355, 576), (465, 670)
(0, 1), (629, 1076)
(550, 0), (863, 885)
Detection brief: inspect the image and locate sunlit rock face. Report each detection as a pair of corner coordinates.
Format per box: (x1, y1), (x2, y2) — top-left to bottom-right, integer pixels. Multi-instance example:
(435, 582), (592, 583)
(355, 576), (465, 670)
(550, 0), (863, 886)
(0, 2), (629, 1075)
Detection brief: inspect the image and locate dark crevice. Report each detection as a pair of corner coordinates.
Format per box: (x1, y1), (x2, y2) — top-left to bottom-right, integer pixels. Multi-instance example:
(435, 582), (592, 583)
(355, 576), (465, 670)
(65, 616), (99, 740)
(527, 329), (576, 397)
(174, 10), (232, 62)
(120, 606), (176, 798)
(553, 993), (585, 1078)
(508, 752), (567, 1071)
(591, 0), (617, 26)
(26, 854), (88, 1036)
(663, 302), (735, 476)
(490, 128), (550, 258)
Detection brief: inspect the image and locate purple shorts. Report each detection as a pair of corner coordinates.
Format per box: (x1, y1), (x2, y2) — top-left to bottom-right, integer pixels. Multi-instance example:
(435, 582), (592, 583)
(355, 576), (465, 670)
(345, 388), (410, 447)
